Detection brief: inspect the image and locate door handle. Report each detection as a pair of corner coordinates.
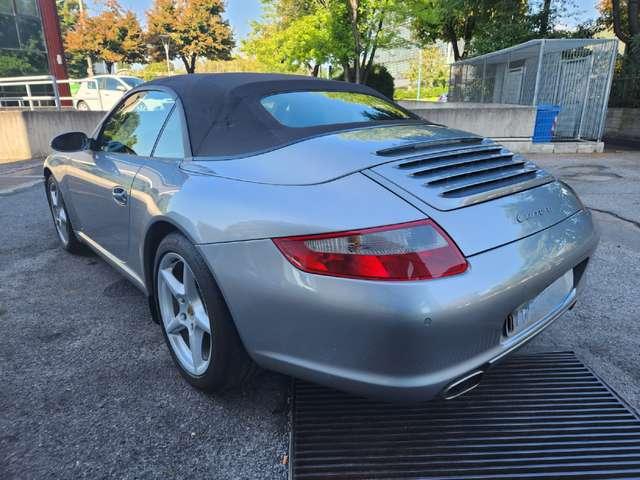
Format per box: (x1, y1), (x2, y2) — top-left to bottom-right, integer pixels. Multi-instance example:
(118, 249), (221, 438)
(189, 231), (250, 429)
(112, 186), (128, 206)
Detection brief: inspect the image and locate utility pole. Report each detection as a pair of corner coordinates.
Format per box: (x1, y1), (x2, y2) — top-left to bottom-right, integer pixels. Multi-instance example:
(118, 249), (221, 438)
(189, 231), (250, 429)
(416, 49), (422, 101)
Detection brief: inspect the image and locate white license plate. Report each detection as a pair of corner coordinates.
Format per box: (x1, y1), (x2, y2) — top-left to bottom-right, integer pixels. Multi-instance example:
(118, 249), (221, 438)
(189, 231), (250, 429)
(506, 270), (574, 337)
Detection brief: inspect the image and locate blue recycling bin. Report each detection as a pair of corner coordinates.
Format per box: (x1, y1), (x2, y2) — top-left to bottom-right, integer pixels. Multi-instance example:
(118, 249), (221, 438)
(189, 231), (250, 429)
(532, 104), (561, 143)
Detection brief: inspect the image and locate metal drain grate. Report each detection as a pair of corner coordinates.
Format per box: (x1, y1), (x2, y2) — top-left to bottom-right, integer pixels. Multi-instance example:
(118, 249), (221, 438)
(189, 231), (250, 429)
(290, 352), (640, 479)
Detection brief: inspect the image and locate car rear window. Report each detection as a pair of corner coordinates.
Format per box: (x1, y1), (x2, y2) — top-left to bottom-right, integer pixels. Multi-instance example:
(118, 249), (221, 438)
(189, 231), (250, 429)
(260, 91), (411, 128)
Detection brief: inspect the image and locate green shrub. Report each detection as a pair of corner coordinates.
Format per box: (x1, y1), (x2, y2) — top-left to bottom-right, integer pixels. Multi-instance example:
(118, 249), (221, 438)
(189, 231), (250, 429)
(365, 65), (394, 99)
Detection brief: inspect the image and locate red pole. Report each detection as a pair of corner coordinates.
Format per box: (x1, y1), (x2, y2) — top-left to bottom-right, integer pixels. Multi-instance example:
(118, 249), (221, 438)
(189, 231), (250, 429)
(37, 0), (72, 106)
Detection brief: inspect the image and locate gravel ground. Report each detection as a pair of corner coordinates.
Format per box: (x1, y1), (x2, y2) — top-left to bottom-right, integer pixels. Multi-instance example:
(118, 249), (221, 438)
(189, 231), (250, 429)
(0, 184), (290, 480)
(1, 150), (639, 479)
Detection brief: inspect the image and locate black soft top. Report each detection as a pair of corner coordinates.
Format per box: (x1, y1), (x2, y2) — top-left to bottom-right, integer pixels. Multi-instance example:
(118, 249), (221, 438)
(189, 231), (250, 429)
(145, 73), (419, 158)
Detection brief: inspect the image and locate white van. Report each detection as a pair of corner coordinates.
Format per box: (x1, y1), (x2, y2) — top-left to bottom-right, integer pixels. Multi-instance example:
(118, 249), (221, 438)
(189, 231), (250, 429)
(73, 75), (143, 111)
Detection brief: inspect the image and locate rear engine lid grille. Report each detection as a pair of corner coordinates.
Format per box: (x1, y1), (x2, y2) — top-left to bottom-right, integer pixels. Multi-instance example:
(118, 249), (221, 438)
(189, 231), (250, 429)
(371, 139), (554, 211)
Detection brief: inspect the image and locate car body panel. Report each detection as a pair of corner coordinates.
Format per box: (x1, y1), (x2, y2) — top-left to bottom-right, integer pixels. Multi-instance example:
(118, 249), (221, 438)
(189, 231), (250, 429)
(185, 123), (478, 185)
(64, 149), (142, 261)
(197, 209), (597, 401)
(366, 174), (584, 256)
(126, 166), (426, 289)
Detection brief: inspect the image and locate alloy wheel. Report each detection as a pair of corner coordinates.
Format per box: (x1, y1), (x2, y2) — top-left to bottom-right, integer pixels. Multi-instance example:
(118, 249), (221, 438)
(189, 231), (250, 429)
(157, 252), (212, 376)
(48, 180), (69, 245)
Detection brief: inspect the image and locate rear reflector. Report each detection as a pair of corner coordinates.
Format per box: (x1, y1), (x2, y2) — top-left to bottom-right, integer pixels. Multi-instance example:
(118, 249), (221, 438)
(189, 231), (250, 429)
(273, 219), (467, 281)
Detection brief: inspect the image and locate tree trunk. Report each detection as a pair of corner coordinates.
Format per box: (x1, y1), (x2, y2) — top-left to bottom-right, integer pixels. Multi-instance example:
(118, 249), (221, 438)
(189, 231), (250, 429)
(362, 16), (383, 83)
(461, 15), (475, 59)
(445, 23), (461, 62)
(311, 63), (320, 77)
(104, 61), (113, 74)
(179, 54), (191, 74)
(180, 54), (197, 74)
(539, 0), (552, 36)
(342, 61), (351, 81)
(347, 0), (361, 83)
(612, 0), (630, 44)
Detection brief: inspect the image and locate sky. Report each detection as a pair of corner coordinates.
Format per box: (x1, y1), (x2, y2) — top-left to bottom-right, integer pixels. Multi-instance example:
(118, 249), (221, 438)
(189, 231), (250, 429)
(568, 0), (601, 27)
(89, 0), (264, 40)
(89, 0), (600, 40)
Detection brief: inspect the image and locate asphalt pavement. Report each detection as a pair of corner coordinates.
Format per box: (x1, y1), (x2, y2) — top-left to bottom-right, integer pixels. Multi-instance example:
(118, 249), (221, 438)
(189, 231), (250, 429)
(1, 151), (639, 479)
(522, 150), (640, 409)
(0, 178), (290, 479)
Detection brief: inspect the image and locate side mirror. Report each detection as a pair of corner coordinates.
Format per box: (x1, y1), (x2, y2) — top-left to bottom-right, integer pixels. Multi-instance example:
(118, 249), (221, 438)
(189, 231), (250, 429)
(51, 131), (90, 152)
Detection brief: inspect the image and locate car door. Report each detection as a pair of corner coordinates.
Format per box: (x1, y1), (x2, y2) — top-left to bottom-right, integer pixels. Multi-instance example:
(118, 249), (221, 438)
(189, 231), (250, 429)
(65, 90), (176, 263)
(82, 79), (101, 110)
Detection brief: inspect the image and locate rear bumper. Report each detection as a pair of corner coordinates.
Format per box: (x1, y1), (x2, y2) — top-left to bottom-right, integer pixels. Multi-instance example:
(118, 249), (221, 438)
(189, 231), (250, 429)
(198, 209), (598, 402)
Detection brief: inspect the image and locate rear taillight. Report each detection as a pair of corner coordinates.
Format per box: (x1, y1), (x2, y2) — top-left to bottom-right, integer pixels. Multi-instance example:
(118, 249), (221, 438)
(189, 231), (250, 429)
(272, 219), (467, 281)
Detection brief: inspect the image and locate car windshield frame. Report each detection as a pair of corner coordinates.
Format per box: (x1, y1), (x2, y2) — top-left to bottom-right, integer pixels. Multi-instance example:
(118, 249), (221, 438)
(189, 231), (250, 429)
(260, 90), (411, 128)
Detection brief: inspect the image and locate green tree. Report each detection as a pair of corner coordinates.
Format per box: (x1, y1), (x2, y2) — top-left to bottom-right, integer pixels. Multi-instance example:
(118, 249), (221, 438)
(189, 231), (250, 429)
(243, 0), (406, 83)
(146, 0), (234, 74)
(0, 52), (40, 77)
(56, 0), (87, 77)
(599, 0), (640, 61)
(243, 8), (338, 75)
(469, 0), (534, 55)
(409, 0), (585, 59)
(408, 0), (488, 61)
(343, 0), (408, 83)
(407, 45), (448, 92)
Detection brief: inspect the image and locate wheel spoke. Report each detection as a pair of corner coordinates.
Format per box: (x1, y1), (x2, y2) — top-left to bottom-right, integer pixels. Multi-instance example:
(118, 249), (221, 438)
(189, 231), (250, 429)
(165, 315), (185, 335)
(183, 265), (198, 304)
(189, 327), (205, 371)
(192, 302), (211, 334)
(50, 189), (59, 208)
(160, 267), (185, 298)
(58, 207), (67, 225)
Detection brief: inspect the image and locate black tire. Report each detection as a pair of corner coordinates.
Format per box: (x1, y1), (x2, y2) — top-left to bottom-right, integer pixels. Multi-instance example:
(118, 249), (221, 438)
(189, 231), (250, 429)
(76, 100), (89, 111)
(45, 176), (84, 254)
(153, 232), (256, 392)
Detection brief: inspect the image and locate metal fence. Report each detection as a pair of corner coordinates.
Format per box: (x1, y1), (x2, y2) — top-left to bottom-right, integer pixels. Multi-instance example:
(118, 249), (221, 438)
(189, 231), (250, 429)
(0, 75), (104, 110)
(449, 39), (618, 141)
(609, 74), (640, 108)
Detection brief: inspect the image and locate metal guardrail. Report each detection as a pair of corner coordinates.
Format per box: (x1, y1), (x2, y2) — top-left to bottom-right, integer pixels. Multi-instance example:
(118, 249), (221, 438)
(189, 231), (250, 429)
(0, 75), (104, 111)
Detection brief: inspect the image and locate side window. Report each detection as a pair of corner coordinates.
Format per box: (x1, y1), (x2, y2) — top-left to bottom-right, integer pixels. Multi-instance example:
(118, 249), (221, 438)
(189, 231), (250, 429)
(97, 91), (175, 156)
(97, 77), (108, 90)
(106, 77), (122, 91)
(153, 107), (187, 159)
(86, 79), (96, 90)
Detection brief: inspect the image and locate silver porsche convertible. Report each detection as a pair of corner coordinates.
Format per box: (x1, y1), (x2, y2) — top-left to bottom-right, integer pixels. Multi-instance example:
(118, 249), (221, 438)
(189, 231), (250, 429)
(44, 73), (598, 401)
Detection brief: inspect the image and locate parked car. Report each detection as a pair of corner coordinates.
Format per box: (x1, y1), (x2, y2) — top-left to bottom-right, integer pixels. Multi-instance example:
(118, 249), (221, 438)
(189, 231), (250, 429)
(44, 74), (598, 401)
(73, 75), (143, 111)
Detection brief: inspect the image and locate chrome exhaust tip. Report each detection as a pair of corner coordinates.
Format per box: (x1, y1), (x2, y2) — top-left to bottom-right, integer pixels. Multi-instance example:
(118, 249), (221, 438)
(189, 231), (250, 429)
(442, 370), (484, 400)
